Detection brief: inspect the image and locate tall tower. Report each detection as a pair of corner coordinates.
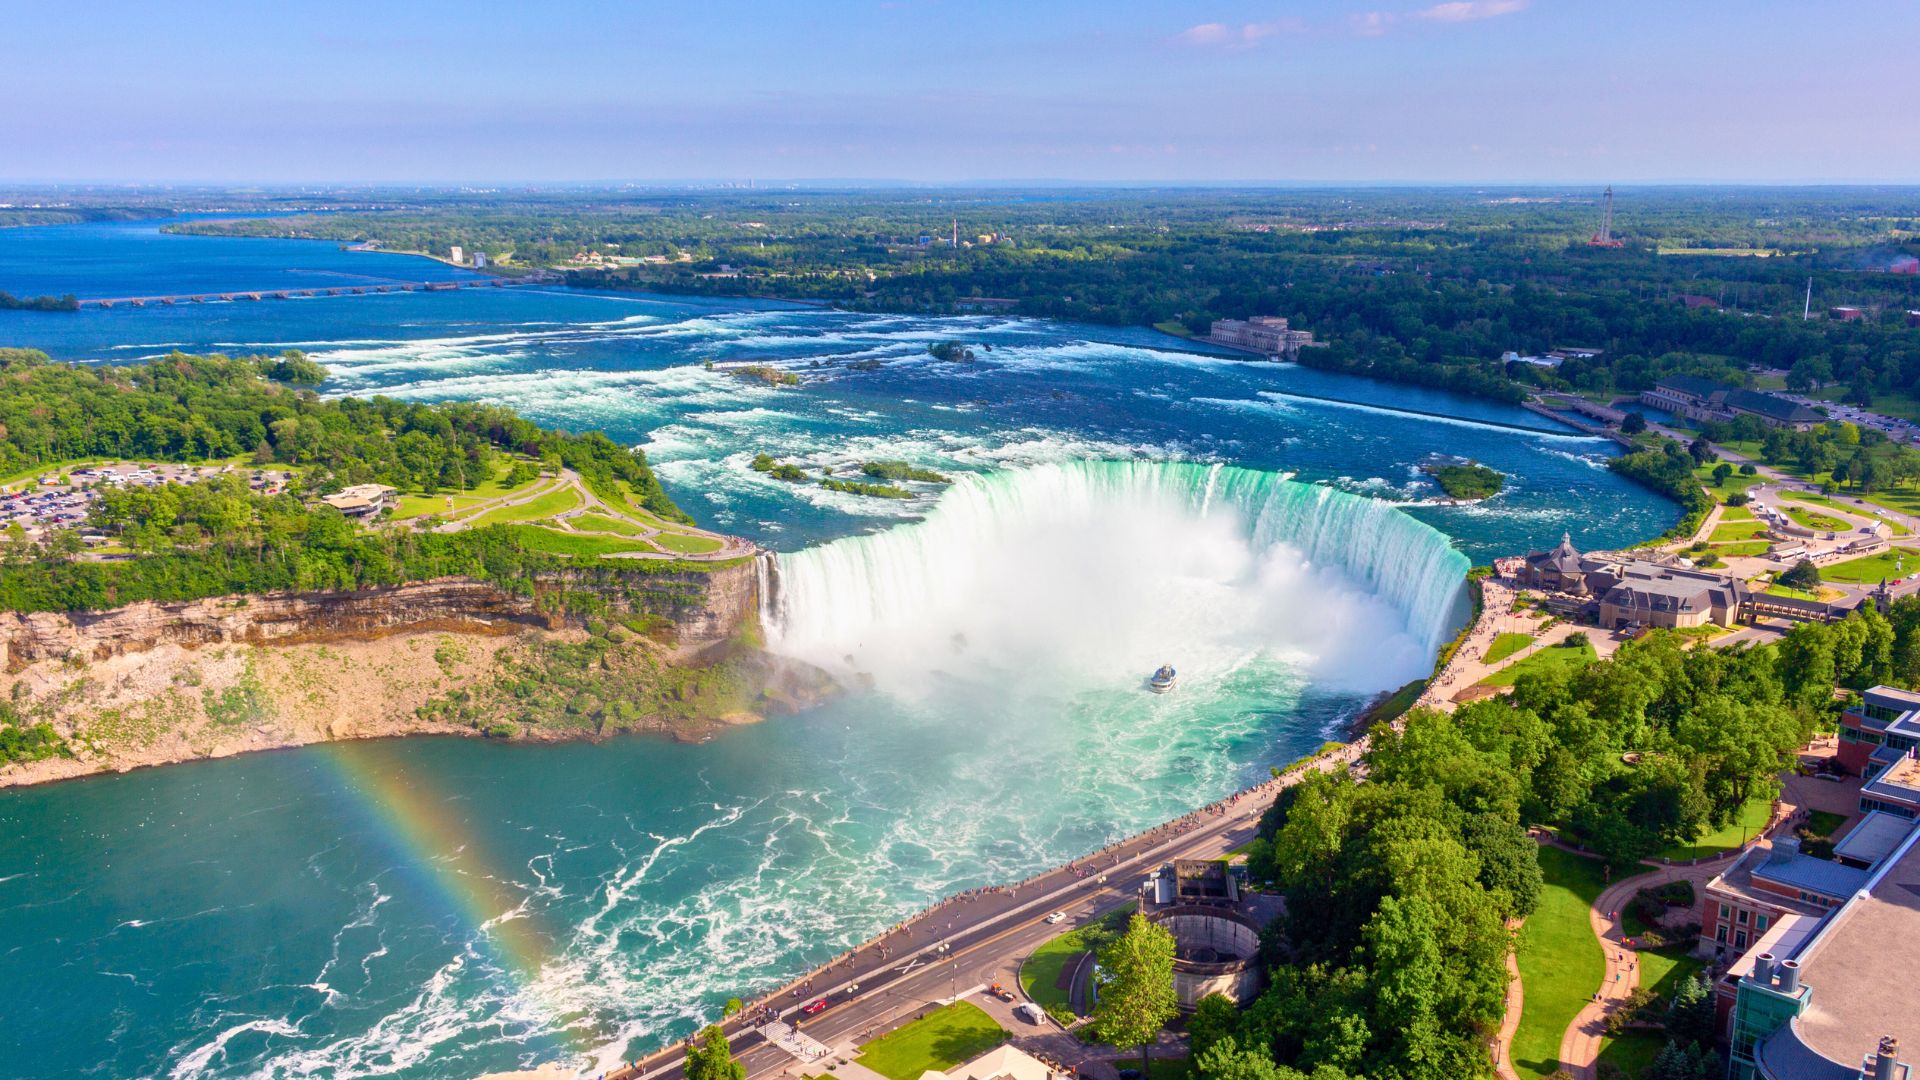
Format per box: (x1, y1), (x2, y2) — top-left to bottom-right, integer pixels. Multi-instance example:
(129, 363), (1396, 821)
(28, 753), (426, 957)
(952, 218), (959, 248)
(1588, 187), (1624, 248)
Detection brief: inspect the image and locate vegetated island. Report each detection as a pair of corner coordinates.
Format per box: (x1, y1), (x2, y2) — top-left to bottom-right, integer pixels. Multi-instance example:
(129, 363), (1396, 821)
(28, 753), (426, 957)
(0, 291), (80, 312)
(716, 361), (800, 387)
(751, 454), (949, 498)
(1422, 460), (1506, 501)
(0, 347), (829, 789)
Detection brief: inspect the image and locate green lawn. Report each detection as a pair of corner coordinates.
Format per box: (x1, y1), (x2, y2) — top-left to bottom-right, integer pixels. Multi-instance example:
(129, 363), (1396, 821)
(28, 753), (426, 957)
(1782, 505), (1851, 532)
(1710, 541), (1772, 557)
(466, 483), (583, 527)
(1709, 519), (1769, 542)
(1485, 632), (1535, 664)
(652, 529), (726, 554)
(1480, 638), (1597, 688)
(1596, 1032), (1666, 1078)
(856, 1002), (1007, 1080)
(1596, 904), (1708, 1076)
(1022, 930), (1096, 1013)
(1152, 320), (1194, 338)
(389, 465), (547, 522)
(1718, 505), (1756, 522)
(1656, 795), (1772, 862)
(1512, 846), (1609, 1080)
(501, 525), (656, 557)
(1821, 546), (1920, 584)
(570, 511), (649, 536)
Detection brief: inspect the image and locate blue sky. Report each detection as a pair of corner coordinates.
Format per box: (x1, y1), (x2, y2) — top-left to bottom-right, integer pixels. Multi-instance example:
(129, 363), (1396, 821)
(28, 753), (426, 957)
(4, 0), (1915, 184)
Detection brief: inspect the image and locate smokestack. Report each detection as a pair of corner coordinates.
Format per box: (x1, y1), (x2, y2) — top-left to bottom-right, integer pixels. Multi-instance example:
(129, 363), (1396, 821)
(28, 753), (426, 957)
(1753, 952), (1777, 985)
(1777, 958), (1802, 993)
(1876, 1036), (1900, 1079)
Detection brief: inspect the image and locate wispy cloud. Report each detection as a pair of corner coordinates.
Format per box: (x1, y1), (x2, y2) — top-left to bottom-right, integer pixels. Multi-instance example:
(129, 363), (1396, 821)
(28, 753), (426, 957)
(1417, 0), (1531, 22)
(1172, 19), (1304, 48)
(1351, 12), (1397, 36)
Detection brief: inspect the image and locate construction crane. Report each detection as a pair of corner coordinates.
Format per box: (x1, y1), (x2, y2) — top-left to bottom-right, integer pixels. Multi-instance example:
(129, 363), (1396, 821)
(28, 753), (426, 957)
(1589, 186), (1624, 248)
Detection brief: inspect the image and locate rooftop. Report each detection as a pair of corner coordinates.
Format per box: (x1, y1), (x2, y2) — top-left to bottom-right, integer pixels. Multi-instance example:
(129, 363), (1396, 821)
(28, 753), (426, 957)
(1863, 754), (1920, 805)
(1771, 818), (1920, 1075)
(1834, 811), (1915, 867)
(1751, 843), (1871, 900)
(918, 1045), (1062, 1080)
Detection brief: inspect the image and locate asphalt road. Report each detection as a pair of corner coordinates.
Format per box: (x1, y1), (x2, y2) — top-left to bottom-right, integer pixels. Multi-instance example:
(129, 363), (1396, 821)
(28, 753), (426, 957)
(604, 749), (1359, 1080)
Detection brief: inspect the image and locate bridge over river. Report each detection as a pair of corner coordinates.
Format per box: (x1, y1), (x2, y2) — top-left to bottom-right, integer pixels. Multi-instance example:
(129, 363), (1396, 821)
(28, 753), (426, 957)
(77, 275), (552, 308)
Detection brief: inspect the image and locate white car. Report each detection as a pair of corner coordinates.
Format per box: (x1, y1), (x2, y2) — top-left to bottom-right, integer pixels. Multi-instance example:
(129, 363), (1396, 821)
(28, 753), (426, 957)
(1044, 911), (1067, 925)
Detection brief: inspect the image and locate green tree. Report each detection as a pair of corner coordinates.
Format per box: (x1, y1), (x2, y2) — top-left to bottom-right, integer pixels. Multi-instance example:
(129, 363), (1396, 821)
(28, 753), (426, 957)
(685, 1024), (744, 1080)
(1780, 559), (1822, 591)
(1091, 915), (1180, 1074)
(1188, 993), (1240, 1061)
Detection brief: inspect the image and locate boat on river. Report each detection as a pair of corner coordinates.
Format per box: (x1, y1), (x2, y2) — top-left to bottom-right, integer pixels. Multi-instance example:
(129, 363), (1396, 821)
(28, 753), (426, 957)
(1148, 664), (1177, 693)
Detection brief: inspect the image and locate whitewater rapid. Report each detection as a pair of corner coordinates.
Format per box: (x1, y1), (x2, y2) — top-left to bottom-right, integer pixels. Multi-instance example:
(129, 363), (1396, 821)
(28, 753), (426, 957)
(766, 460), (1470, 697)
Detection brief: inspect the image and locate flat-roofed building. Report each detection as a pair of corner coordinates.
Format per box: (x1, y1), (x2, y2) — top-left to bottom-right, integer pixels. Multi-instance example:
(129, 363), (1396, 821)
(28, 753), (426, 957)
(321, 484), (397, 518)
(1838, 685), (1920, 779)
(1723, 817), (1920, 1079)
(1639, 375), (1822, 431)
(1206, 316), (1318, 358)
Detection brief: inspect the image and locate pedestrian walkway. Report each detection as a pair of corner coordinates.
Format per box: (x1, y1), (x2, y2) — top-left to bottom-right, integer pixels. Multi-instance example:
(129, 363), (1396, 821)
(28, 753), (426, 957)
(758, 1022), (832, 1064)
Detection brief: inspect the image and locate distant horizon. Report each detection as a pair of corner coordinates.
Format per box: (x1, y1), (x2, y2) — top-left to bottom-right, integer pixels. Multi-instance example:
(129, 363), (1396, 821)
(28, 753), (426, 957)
(5, 0), (1916, 185)
(8, 178), (1920, 192)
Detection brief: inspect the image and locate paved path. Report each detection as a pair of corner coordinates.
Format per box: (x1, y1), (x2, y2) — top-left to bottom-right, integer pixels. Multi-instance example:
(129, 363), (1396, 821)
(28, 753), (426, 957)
(413, 467), (755, 561)
(1554, 857), (1732, 1080)
(1494, 921), (1525, 1080)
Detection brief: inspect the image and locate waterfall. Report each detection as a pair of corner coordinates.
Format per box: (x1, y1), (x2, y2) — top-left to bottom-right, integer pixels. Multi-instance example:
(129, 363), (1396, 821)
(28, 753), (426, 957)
(767, 460), (1470, 695)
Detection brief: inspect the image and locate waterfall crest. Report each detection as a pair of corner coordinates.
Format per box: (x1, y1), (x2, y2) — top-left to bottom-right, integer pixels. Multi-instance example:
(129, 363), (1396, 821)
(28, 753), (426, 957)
(767, 460), (1469, 694)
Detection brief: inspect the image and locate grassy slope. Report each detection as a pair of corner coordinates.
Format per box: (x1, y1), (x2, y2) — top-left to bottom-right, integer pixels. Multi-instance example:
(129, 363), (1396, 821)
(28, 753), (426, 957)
(856, 1002), (1007, 1080)
(467, 483), (583, 527)
(1512, 846), (1609, 1080)
(1486, 632), (1534, 664)
(1480, 638), (1597, 688)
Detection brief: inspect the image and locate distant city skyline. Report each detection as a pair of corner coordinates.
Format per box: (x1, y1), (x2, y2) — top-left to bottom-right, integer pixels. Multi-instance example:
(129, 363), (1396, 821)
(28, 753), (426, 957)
(5, 0), (1917, 184)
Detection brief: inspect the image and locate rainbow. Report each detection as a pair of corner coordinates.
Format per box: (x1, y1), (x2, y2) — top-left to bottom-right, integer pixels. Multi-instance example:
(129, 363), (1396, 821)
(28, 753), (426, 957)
(317, 741), (606, 1062)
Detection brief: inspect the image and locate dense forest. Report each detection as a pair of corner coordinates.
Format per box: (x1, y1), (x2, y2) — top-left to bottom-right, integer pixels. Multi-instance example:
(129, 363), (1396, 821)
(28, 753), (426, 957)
(170, 187), (1920, 405)
(0, 348), (684, 521)
(0, 349), (702, 611)
(1218, 602), (1913, 1080)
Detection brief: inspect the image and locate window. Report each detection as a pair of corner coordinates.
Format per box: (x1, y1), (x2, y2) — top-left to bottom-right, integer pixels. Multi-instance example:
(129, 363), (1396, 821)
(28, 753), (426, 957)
(1756, 914), (1769, 932)
(1735, 930), (1748, 949)
(1717, 925), (1729, 944)
(1719, 903), (1731, 920)
(1737, 909), (1749, 925)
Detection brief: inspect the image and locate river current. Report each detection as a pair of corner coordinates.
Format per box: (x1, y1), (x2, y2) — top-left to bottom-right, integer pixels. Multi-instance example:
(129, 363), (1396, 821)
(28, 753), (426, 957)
(0, 219), (1671, 1079)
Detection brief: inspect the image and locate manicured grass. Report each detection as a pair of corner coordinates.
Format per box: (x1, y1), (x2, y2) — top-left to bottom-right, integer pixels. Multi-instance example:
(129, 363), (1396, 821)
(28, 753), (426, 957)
(1022, 929), (1097, 1013)
(856, 1002), (1007, 1080)
(1596, 1032), (1667, 1078)
(1821, 546), (1920, 584)
(653, 529), (725, 554)
(1512, 846), (1609, 1080)
(1710, 519), (1769, 542)
(1802, 810), (1847, 840)
(1479, 637), (1597, 688)
(1717, 505), (1756, 522)
(1781, 504), (1851, 532)
(1152, 320), (1194, 338)
(392, 492), (489, 519)
(1710, 541), (1772, 557)
(1485, 632), (1535, 664)
(500, 525), (656, 557)
(1657, 795), (1772, 862)
(571, 511), (649, 536)
(467, 483), (582, 527)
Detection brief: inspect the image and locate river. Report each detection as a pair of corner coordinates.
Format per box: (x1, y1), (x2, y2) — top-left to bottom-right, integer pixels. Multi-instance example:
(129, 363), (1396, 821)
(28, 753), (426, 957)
(0, 218), (1672, 1079)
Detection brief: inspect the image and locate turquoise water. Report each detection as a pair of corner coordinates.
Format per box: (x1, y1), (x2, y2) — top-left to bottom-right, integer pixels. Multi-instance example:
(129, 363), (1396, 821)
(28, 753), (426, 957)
(0, 221), (1673, 1078)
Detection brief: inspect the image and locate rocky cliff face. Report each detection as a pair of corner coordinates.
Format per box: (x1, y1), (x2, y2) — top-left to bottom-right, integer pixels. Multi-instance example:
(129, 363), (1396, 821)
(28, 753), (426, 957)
(0, 556), (780, 788)
(0, 559), (765, 669)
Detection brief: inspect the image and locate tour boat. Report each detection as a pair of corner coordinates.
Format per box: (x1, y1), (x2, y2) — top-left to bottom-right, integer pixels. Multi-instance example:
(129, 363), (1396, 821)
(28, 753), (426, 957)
(1148, 664), (1178, 693)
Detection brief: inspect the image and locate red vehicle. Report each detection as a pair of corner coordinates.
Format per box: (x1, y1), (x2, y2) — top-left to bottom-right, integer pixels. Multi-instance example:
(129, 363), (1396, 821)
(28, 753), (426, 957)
(802, 998), (829, 1016)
